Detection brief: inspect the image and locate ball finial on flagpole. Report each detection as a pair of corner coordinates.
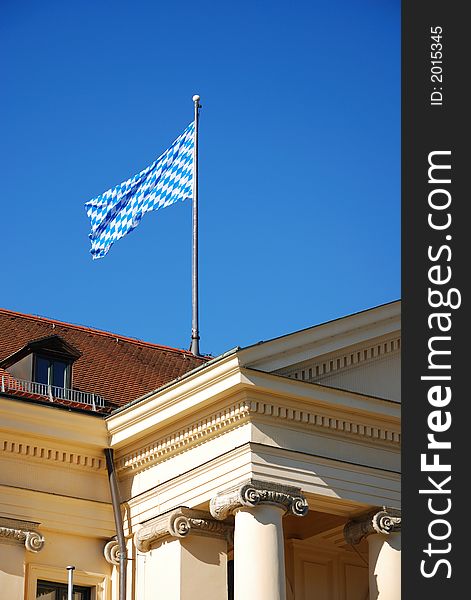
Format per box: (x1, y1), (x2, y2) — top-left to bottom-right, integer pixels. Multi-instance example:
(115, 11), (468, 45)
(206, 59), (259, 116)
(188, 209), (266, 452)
(192, 94), (200, 103)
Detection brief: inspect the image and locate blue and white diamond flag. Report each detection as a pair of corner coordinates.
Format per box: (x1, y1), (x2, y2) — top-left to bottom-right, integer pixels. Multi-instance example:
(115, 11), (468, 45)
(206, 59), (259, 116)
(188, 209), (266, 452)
(85, 121), (195, 259)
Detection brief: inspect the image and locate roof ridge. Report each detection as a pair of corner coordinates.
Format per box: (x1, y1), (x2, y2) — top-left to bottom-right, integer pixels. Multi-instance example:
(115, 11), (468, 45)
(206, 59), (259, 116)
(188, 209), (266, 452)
(0, 307), (206, 359)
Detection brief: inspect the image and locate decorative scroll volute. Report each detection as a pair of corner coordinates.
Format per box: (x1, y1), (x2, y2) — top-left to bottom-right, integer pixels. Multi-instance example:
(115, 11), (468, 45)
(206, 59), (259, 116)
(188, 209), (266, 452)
(0, 522), (45, 553)
(103, 539), (121, 565)
(344, 507), (401, 545)
(210, 479), (309, 520)
(134, 507), (233, 552)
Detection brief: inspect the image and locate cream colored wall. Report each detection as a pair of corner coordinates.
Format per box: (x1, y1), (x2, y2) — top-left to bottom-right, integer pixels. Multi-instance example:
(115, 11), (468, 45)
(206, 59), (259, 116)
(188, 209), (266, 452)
(107, 349), (399, 600)
(0, 397), (112, 526)
(24, 532), (112, 600)
(1, 304), (401, 600)
(315, 351), (401, 402)
(272, 334), (401, 402)
(0, 396), (113, 599)
(0, 501), (113, 600)
(136, 537), (227, 600)
(112, 381), (399, 534)
(0, 543), (25, 600)
(25, 562), (111, 600)
(0, 444), (110, 503)
(250, 444), (400, 509)
(286, 539), (368, 600)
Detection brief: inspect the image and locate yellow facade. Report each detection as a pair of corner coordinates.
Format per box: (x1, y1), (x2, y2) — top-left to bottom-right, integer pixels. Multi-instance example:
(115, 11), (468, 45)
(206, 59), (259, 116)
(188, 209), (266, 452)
(1, 301), (401, 599)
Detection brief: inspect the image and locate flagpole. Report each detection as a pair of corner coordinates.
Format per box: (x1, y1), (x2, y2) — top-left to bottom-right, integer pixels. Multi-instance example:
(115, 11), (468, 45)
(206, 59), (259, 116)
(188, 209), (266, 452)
(190, 94), (201, 356)
(66, 566), (75, 600)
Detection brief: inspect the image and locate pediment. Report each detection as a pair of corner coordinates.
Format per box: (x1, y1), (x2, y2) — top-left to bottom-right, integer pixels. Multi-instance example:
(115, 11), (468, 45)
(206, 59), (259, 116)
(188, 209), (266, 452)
(238, 301), (401, 402)
(273, 334), (400, 401)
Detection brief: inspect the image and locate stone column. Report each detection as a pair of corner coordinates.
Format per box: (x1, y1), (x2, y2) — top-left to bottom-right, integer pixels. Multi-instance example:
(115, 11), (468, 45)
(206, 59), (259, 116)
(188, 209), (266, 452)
(210, 479), (309, 600)
(128, 507), (233, 600)
(0, 518), (45, 600)
(344, 507), (401, 600)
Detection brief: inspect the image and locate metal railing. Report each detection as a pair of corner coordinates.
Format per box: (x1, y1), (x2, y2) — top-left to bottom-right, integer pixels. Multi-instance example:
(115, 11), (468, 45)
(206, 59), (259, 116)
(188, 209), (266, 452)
(1, 375), (105, 410)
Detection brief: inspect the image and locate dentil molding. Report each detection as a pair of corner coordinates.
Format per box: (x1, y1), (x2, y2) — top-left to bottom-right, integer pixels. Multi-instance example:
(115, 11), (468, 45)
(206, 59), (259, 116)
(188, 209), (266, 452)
(117, 399), (399, 476)
(277, 336), (401, 381)
(343, 507), (401, 545)
(0, 517), (45, 552)
(210, 479), (309, 520)
(134, 507), (233, 552)
(1, 438), (105, 471)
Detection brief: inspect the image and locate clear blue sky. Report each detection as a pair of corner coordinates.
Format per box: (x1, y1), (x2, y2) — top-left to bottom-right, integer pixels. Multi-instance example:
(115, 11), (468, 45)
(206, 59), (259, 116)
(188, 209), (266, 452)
(1, 0), (399, 357)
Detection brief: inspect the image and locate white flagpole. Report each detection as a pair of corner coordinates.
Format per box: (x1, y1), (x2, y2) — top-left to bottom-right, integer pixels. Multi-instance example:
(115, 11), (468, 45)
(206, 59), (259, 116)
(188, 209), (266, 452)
(190, 94), (201, 356)
(67, 565), (75, 600)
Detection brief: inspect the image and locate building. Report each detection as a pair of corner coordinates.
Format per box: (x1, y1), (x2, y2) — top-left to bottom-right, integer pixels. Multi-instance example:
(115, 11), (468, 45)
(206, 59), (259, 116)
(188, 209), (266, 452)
(0, 301), (401, 600)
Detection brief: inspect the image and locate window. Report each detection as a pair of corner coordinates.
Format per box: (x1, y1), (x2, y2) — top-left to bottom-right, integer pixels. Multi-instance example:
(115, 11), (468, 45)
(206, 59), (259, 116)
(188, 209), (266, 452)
(227, 559), (234, 600)
(34, 355), (70, 388)
(36, 580), (91, 600)
(27, 564), (107, 600)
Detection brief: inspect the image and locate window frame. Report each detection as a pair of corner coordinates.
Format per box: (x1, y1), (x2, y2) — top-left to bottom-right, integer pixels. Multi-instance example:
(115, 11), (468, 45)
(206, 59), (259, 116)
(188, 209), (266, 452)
(36, 578), (91, 600)
(33, 353), (72, 389)
(26, 563), (109, 600)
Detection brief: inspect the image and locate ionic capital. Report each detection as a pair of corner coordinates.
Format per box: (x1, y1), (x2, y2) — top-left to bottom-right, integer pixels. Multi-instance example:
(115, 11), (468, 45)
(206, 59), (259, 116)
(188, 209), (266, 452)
(103, 539), (122, 565)
(209, 479), (309, 520)
(0, 518), (45, 553)
(344, 507), (401, 545)
(134, 507), (233, 552)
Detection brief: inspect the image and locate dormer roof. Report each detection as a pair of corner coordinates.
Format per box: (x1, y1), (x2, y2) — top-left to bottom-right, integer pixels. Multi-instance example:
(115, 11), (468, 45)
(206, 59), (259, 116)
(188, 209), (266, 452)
(0, 334), (82, 369)
(0, 308), (210, 410)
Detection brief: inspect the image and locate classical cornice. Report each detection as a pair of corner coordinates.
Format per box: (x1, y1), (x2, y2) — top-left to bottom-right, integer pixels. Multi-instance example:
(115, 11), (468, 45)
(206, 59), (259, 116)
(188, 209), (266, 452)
(210, 479), (309, 520)
(134, 507), (233, 552)
(0, 485), (114, 539)
(343, 507), (401, 545)
(276, 336), (400, 382)
(116, 399), (251, 473)
(238, 301), (400, 372)
(0, 396), (108, 449)
(107, 353), (243, 447)
(116, 395), (399, 476)
(244, 394), (399, 442)
(0, 517), (45, 552)
(1, 437), (105, 471)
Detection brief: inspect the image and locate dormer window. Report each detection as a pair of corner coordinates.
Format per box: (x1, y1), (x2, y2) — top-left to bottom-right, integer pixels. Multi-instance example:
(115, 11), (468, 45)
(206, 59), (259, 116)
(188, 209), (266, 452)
(0, 332), (105, 410)
(0, 335), (81, 390)
(34, 355), (71, 388)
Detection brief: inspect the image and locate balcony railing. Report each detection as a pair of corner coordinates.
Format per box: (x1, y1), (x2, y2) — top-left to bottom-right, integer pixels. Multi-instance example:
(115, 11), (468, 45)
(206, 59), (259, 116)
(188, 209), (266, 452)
(1, 376), (105, 410)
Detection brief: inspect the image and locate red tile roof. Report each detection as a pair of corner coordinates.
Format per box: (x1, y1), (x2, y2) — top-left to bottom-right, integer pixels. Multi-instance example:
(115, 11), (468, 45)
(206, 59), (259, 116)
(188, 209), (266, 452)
(0, 308), (209, 411)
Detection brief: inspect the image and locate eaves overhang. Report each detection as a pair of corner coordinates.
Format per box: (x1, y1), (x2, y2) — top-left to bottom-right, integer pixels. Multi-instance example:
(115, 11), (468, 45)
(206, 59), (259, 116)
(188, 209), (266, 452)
(107, 347), (239, 417)
(0, 394), (108, 449)
(239, 367), (400, 420)
(106, 351), (400, 450)
(106, 351), (245, 447)
(237, 300), (401, 372)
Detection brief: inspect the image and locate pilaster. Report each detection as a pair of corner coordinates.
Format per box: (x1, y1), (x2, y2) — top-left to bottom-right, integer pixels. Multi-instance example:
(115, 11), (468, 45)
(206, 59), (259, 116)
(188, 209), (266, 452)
(0, 517), (45, 600)
(130, 507), (231, 600)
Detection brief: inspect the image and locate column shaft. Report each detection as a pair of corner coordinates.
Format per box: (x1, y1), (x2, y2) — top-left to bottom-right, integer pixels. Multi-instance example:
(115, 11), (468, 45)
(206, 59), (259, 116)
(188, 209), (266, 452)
(368, 532), (401, 600)
(233, 505), (286, 600)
